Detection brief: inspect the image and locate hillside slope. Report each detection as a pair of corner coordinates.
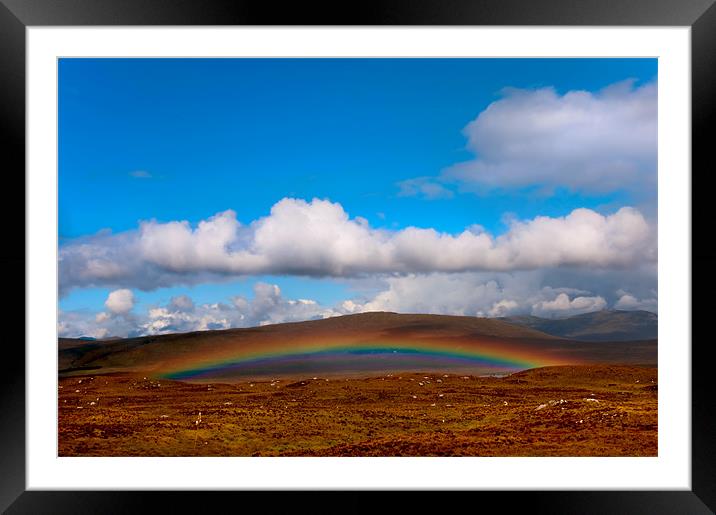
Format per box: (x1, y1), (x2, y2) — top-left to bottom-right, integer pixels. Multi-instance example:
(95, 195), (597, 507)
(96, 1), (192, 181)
(58, 312), (657, 381)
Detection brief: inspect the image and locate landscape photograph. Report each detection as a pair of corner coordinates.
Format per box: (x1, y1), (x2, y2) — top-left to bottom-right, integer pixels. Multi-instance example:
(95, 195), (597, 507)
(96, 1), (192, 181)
(58, 58), (658, 457)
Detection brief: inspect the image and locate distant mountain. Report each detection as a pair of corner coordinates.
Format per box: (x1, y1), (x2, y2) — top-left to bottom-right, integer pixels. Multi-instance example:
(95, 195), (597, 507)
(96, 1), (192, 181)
(501, 310), (657, 342)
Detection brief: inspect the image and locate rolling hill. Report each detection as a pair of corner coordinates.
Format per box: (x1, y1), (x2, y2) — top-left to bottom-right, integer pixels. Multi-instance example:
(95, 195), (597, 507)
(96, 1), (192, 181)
(58, 312), (657, 382)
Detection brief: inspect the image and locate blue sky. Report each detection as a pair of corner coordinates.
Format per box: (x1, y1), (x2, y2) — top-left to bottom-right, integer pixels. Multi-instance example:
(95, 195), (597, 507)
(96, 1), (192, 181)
(58, 58), (658, 337)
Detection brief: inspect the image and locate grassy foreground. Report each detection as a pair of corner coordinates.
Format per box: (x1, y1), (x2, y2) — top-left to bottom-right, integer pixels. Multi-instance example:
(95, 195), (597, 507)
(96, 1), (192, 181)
(58, 365), (657, 457)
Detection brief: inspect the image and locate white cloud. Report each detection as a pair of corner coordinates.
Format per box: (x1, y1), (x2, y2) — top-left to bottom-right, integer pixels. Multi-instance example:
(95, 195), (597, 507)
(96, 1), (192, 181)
(59, 198), (655, 292)
(58, 268), (658, 338)
(339, 272), (614, 320)
(487, 299), (520, 317)
(58, 310), (110, 340)
(441, 80), (656, 195)
(349, 273), (520, 316)
(104, 289), (135, 315)
(87, 283), (339, 337)
(231, 282), (339, 328)
(531, 293), (607, 318)
(142, 303), (233, 335)
(59, 289), (140, 338)
(59, 309), (129, 339)
(614, 290), (658, 312)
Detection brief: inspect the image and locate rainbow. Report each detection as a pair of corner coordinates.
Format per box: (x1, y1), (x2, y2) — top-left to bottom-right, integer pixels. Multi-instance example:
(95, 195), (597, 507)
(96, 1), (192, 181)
(159, 338), (569, 381)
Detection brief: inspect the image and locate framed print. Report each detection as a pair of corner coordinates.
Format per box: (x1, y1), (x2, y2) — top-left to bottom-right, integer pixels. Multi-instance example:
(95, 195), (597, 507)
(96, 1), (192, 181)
(2, 0), (714, 513)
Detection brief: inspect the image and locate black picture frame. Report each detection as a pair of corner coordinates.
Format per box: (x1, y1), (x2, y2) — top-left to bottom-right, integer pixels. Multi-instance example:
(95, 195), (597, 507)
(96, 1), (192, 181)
(2, 1), (713, 513)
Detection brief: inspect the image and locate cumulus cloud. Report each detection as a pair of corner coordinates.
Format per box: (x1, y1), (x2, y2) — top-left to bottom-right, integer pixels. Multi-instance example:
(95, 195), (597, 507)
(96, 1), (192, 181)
(440, 80), (656, 195)
(58, 289), (140, 338)
(340, 271), (621, 320)
(104, 289), (135, 315)
(531, 293), (607, 318)
(58, 309), (111, 340)
(397, 177), (454, 199)
(59, 305), (138, 340)
(59, 282), (340, 338)
(142, 303), (234, 335)
(487, 299), (520, 317)
(58, 269), (658, 338)
(59, 198), (655, 293)
(614, 289), (658, 312)
(344, 273), (528, 316)
(231, 282), (339, 328)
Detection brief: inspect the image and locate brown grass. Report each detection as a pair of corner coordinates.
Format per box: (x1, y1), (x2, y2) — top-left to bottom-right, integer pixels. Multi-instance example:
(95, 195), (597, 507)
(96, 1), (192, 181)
(58, 365), (657, 457)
